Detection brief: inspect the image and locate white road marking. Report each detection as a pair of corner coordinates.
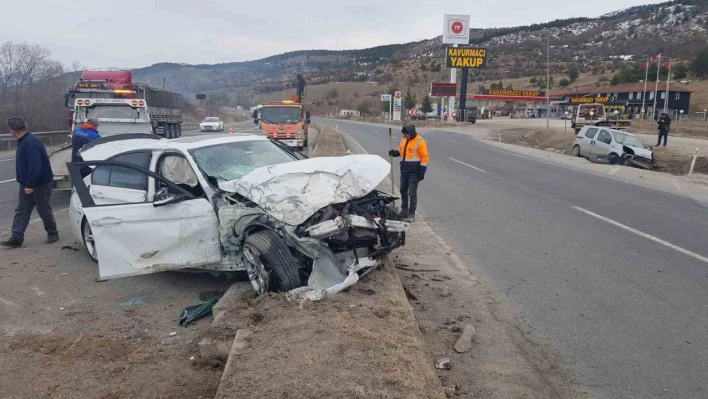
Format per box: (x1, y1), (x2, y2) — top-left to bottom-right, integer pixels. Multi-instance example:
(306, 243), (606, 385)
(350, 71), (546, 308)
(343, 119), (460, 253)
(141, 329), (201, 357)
(449, 158), (486, 173)
(573, 206), (708, 264)
(0, 158), (15, 162)
(0, 178), (16, 184)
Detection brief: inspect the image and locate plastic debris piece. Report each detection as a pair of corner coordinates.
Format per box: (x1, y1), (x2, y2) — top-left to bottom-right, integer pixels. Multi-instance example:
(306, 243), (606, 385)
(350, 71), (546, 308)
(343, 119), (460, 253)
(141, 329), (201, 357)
(169, 332), (177, 337)
(178, 298), (219, 327)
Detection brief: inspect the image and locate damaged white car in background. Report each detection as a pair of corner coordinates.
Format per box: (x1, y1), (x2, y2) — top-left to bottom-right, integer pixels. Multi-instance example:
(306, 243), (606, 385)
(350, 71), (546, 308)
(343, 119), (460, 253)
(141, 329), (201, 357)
(68, 134), (407, 300)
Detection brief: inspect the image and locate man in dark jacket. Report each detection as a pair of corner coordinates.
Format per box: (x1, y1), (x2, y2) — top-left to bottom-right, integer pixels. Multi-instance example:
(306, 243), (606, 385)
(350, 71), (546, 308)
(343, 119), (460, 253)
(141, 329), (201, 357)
(388, 124), (429, 222)
(657, 113), (671, 147)
(1, 117), (58, 248)
(72, 117), (101, 177)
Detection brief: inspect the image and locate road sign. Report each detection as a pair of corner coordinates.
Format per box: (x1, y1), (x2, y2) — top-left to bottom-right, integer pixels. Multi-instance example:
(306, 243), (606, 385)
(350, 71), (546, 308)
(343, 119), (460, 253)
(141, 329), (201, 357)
(196, 94), (206, 100)
(393, 91), (402, 121)
(443, 15), (470, 45)
(445, 47), (488, 68)
(406, 110), (420, 116)
(432, 83), (457, 97)
(381, 94), (392, 101)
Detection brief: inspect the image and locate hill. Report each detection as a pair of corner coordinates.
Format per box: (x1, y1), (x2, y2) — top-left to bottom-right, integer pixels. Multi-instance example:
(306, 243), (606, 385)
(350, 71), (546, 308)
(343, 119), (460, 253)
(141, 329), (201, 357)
(129, 0), (708, 107)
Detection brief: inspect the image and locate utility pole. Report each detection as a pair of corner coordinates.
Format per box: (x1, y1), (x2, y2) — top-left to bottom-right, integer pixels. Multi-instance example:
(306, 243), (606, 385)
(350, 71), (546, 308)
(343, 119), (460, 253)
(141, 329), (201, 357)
(641, 57), (649, 125)
(459, 68), (469, 122)
(162, 77), (165, 90)
(546, 36), (550, 129)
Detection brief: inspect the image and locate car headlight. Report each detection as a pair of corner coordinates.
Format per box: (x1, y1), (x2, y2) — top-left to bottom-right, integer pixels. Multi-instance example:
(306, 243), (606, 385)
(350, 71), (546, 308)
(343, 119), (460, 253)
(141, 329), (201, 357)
(296, 130), (304, 139)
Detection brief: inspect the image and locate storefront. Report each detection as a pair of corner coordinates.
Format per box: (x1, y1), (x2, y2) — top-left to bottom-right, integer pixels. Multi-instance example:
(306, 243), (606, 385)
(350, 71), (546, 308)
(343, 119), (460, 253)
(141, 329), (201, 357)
(551, 83), (692, 120)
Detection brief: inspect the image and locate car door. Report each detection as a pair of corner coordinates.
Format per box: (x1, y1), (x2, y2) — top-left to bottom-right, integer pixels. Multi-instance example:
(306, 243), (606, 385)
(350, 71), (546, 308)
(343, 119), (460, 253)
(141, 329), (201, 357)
(578, 127), (599, 156)
(89, 151), (152, 204)
(69, 160), (222, 280)
(590, 129), (613, 159)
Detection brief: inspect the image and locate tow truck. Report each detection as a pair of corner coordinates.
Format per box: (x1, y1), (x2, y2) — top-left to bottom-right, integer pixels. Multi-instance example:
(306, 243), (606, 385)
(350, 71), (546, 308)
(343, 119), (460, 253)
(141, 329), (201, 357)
(49, 70), (184, 190)
(571, 103), (631, 133)
(253, 75), (311, 151)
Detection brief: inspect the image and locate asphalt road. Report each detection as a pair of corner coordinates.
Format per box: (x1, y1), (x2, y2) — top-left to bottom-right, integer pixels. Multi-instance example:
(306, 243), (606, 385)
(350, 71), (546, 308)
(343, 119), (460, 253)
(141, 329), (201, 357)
(318, 119), (708, 399)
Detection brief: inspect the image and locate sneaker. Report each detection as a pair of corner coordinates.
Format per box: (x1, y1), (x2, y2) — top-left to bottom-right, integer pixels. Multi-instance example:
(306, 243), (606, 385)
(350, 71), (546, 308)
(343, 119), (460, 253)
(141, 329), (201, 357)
(0, 237), (23, 248)
(400, 210), (409, 219)
(45, 235), (59, 244)
(406, 215), (416, 223)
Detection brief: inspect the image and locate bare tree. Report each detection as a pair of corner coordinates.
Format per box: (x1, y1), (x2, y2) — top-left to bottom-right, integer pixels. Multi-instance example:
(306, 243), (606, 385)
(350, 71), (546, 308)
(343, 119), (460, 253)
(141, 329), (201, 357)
(0, 42), (68, 131)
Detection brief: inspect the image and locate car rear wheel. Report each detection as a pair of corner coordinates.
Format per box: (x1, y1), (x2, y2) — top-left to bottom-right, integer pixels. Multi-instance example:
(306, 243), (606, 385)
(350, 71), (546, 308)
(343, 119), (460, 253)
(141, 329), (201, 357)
(243, 230), (302, 295)
(571, 145), (581, 157)
(81, 218), (98, 263)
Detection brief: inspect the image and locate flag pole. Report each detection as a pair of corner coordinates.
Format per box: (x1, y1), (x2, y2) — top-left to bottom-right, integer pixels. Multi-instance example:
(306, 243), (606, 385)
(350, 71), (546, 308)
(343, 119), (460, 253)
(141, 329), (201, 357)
(664, 58), (672, 114)
(652, 54), (661, 122)
(641, 58), (649, 126)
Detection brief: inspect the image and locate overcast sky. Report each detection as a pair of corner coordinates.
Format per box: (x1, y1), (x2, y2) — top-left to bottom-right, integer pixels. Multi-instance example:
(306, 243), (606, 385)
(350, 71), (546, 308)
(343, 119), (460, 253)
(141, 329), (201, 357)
(1, 0), (655, 69)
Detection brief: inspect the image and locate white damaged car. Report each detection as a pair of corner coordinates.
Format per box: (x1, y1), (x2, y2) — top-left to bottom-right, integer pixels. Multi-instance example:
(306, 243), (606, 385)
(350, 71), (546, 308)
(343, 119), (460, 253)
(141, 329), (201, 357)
(68, 133), (406, 299)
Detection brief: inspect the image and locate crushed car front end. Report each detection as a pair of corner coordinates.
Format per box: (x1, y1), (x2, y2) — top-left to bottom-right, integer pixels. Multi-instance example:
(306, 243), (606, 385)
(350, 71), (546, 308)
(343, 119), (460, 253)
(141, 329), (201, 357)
(214, 154), (407, 300)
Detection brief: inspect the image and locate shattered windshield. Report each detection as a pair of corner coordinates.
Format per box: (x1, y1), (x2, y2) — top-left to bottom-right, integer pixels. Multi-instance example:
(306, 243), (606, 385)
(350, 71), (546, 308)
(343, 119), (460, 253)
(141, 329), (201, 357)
(260, 107), (302, 124)
(613, 132), (643, 148)
(190, 140), (296, 182)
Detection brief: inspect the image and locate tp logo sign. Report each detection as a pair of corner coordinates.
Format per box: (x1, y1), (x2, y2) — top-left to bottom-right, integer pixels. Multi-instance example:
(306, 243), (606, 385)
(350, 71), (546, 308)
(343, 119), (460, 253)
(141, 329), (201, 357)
(443, 14), (471, 44)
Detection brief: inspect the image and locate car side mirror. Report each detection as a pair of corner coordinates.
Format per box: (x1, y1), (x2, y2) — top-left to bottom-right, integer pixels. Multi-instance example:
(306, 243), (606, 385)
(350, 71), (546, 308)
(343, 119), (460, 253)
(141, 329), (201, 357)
(153, 187), (182, 207)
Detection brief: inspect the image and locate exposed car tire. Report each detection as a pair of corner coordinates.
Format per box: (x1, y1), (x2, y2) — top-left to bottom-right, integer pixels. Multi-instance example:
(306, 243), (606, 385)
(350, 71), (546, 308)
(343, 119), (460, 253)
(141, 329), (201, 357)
(571, 145), (581, 157)
(81, 218), (98, 263)
(243, 230), (302, 295)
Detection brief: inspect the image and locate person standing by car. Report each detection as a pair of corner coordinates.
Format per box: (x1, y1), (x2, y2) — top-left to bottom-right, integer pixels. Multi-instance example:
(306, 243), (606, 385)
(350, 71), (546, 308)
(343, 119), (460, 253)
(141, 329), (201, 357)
(72, 117), (101, 177)
(657, 113), (671, 147)
(1, 117), (58, 248)
(388, 124), (429, 222)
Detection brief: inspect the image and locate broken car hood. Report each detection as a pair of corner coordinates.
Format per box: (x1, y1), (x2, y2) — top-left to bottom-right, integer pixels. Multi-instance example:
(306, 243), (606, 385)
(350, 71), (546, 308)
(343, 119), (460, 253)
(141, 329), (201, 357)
(625, 145), (653, 160)
(218, 154), (391, 226)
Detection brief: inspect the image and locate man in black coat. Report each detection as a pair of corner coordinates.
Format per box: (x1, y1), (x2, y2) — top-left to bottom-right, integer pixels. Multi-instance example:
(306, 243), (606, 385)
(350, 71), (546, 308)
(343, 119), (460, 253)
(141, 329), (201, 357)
(1, 117), (58, 248)
(657, 113), (671, 147)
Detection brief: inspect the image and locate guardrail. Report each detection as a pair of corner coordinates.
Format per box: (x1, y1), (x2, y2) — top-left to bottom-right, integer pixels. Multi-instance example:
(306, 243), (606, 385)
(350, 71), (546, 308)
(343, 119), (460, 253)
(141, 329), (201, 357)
(0, 123), (202, 151)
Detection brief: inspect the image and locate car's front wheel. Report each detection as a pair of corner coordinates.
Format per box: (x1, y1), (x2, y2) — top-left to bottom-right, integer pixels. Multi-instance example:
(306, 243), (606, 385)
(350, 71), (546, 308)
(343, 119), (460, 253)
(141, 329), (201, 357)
(81, 218), (98, 263)
(243, 230), (302, 295)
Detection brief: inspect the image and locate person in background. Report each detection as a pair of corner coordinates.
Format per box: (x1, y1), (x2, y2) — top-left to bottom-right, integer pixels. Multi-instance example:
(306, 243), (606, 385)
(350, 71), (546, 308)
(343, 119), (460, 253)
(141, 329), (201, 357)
(72, 117), (101, 177)
(1, 117), (58, 248)
(657, 113), (671, 147)
(388, 124), (429, 222)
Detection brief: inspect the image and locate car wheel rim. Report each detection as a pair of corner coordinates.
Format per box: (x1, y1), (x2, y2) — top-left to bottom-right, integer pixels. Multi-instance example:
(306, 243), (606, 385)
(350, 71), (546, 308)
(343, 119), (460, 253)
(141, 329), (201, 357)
(83, 221), (97, 261)
(243, 245), (270, 295)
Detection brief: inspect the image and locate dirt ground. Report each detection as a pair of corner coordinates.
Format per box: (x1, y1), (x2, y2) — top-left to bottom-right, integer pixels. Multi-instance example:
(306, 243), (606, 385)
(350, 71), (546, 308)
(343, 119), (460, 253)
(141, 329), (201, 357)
(494, 128), (708, 176)
(215, 267), (442, 399)
(0, 214), (234, 399)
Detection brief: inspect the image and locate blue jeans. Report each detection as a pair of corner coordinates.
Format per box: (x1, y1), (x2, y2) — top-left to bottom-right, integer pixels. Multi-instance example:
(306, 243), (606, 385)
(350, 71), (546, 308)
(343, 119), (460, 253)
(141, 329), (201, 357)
(11, 182), (58, 243)
(657, 130), (669, 147)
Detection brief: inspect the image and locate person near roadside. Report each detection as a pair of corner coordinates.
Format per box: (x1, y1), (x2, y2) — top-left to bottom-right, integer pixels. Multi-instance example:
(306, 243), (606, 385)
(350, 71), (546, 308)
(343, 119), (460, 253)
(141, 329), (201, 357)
(72, 117), (101, 177)
(1, 117), (58, 248)
(388, 124), (429, 222)
(657, 113), (671, 147)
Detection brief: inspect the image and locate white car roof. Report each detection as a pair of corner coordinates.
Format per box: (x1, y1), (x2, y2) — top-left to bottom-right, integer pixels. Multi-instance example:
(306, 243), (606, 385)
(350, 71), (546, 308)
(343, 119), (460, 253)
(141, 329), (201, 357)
(80, 133), (269, 161)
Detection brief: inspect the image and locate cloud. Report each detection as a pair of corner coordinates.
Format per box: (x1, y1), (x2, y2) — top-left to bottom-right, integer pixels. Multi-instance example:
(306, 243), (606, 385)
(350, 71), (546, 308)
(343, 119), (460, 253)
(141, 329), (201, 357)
(0, 0), (654, 68)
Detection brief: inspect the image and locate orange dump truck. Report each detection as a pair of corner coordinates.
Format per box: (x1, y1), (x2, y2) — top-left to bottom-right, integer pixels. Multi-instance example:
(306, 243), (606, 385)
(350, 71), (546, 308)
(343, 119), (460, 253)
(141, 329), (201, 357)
(255, 100), (310, 151)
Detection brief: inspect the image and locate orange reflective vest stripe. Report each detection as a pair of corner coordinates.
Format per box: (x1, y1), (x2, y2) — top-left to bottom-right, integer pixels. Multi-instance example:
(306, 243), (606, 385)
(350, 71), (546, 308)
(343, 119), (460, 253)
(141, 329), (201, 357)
(398, 135), (430, 166)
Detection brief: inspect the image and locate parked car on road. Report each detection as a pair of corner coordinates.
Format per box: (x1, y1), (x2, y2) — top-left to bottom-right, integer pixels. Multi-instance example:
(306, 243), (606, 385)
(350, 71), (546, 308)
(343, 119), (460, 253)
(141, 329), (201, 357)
(571, 126), (654, 166)
(200, 117), (224, 132)
(68, 134), (407, 298)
